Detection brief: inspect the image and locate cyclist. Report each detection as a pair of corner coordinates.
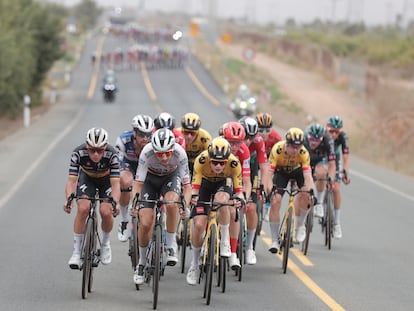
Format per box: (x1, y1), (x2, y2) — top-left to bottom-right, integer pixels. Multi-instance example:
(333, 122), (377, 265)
(132, 128), (191, 285)
(64, 128), (120, 269)
(303, 123), (336, 218)
(266, 128), (315, 252)
(239, 116), (271, 265)
(255, 112), (282, 157)
(221, 121), (251, 270)
(177, 112), (212, 176)
(153, 112), (186, 149)
(186, 137), (244, 285)
(326, 116), (351, 239)
(115, 114), (154, 242)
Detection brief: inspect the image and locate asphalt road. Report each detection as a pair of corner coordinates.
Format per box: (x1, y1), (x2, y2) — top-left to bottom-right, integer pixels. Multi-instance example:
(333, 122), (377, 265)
(1, 31), (414, 311)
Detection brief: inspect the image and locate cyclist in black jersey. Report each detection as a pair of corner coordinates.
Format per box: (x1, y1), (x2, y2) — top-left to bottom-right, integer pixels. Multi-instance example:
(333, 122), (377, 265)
(64, 128), (120, 269)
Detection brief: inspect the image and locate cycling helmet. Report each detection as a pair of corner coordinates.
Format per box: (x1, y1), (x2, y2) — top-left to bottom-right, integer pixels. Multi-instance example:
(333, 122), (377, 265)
(151, 128), (176, 152)
(132, 114), (154, 133)
(285, 127), (304, 145)
(256, 112), (273, 128)
(307, 123), (325, 139)
(154, 112), (175, 130)
(239, 116), (258, 137)
(208, 137), (231, 160)
(222, 121), (246, 141)
(327, 115), (343, 129)
(181, 112), (201, 131)
(86, 127), (108, 147)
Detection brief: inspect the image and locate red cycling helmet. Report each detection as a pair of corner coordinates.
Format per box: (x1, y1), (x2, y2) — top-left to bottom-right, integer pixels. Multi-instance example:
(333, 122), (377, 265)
(222, 121), (246, 141)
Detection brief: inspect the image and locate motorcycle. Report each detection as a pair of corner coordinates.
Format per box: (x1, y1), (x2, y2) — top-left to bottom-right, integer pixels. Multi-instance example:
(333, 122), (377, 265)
(228, 96), (257, 119)
(103, 83), (117, 103)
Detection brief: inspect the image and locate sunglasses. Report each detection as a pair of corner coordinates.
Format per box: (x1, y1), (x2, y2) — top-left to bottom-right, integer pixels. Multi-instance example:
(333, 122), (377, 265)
(135, 131), (151, 138)
(287, 144), (302, 150)
(183, 130), (197, 137)
(328, 129), (340, 134)
(228, 140), (242, 146)
(87, 147), (105, 154)
(211, 160), (227, 167)
(308, 135), (323, 143)
(258, 128), (271, 133)
(155, 150), (173, 158)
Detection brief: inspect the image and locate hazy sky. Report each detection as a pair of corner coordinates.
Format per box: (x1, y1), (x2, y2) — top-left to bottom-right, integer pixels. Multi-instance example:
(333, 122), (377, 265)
(60, 0), (413, 26)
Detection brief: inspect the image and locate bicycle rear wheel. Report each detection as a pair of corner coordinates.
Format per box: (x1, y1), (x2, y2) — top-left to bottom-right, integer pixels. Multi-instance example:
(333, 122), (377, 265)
(326, 191), (334, 250)
(81, 218), (93, 299)
(152, 225), (161, 309)
(302, 209), (313, 256)
(180, 218), (189, 274)
(205, 224), (216, 305)
(281, 208), (293, 274)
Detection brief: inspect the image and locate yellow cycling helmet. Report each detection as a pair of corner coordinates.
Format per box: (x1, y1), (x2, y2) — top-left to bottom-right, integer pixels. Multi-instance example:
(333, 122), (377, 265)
(285, 127), (304, 145)
(208, 137), (231, 160)
(181, 112), (201, 131)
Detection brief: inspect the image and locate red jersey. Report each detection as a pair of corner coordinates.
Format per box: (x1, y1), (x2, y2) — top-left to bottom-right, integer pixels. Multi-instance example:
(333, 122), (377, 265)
(264, 128), (282, 157)
(234, 143), (251, 177)
(248, 134), (267, 165)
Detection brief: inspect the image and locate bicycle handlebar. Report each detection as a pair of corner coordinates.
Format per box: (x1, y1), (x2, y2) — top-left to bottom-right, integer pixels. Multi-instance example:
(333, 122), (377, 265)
(132, 193), (189, 219)
(66, 193), (117, 217)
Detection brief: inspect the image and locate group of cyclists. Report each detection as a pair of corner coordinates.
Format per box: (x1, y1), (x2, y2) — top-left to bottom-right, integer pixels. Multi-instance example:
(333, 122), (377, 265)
(63, 109), (350, 290)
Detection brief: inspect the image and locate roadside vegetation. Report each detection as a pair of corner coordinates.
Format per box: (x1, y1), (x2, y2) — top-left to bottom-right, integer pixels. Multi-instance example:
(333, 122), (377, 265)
(0, 0), (101, 119)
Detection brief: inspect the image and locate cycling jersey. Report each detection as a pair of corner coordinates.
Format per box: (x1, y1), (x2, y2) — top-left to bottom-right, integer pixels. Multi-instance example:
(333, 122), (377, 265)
(69, 143), (120, 179)
(192, 150), (243, 194)
(177, 127), (212, 164)
(333, 132), (350, 155)
(304, 134), (336, 168)
(268, 141), (311, 174)
(115, 130), (144, 173)
(135, 143), (191, 185)
(234, 143), (251, 178)
(248, 134), (267, 165)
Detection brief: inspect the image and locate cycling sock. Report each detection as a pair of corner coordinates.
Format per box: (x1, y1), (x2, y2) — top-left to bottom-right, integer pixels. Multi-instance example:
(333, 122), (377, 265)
(220, 224), (229, 243)
(139, 246), (148, 266)
(230, 238), (238, 253)
(120, 205), (129, 222)
(247, 229), (256, 250)
(334, 208), (341, 225)
(269, 222), (279, 242)
(165, 231), (176, 249)
(296, 208), (307, 227)
(101, 231), (110, 246)
(316, 190), (325, 205)
(73, 233), (84, 254)
(191, 246), (201, 268)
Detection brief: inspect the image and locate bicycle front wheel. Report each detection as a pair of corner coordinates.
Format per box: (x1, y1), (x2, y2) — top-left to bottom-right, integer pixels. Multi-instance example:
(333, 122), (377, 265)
(152, 225), (161, 309)
(326, 191), (334, 250)
(81, 217), (93, 299)
(205, 224), (216, 305)
(281, 208), (293, 274)
(236, 210), (244, 281)
(302, 209), (313, 256)
(180, 219), (189, 274)
(129, 216), (140, 290)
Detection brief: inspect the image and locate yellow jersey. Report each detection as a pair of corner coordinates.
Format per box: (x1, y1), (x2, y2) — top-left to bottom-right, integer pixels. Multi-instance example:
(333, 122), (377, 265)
(177, 127), (212, 163)
(268, 141), (311, 174)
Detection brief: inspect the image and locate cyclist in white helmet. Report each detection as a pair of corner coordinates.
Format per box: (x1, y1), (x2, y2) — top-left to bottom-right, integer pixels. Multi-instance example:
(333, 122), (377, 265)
(64, 127), (121, 269)
(115, 114), (154, 242)
(131, 128), (191, 285)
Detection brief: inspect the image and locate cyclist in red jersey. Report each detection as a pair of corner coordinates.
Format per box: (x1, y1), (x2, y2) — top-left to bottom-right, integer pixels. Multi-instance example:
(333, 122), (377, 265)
(221, 122), (250, 270)
(256, 112), (282, 157)
(239, 117), (272, 265)
(153, 112), (186, 149)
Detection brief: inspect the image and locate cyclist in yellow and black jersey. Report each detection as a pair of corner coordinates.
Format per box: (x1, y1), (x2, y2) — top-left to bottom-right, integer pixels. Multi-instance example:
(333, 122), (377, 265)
(266, 128), (315, 253)
(177, 112), (212, 176)
(186, 137), (244, 285)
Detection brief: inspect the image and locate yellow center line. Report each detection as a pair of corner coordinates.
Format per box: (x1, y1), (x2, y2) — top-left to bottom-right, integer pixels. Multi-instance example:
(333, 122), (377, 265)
(291, 248), (314, 266)
(140, 62), (158, 102)
(87, 35), (106, 99)
(184, 66), (220, 106)
(262, 237), (345, 311)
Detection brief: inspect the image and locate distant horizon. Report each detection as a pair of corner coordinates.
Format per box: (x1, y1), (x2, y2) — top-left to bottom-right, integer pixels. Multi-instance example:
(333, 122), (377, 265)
(52, 0), (414, 26)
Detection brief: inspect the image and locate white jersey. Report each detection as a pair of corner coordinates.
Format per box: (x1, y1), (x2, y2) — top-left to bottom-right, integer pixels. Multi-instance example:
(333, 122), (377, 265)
(135, 143), (191, 184)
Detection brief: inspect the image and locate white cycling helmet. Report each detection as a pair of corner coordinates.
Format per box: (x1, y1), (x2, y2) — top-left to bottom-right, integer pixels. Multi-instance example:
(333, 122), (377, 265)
(132, 114), (154, 133)
(154, 112), (175, 130)
(86, 127), (108, 147)
(151, 128), (175, 152)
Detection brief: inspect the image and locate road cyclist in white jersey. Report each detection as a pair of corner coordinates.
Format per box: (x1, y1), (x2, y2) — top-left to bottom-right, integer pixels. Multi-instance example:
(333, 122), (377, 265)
(131, 128), (192, 285)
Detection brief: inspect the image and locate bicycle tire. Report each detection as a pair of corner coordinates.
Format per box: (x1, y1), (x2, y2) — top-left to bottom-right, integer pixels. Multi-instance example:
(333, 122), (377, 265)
(326, 191), (334, 250)
(81, 217), (93, 299)
(129, 216), (140, 290)
(205, 224), (216, 305)
(152, 225), (161, 310)
(180, 219), (189, 274)
(254, 200), (264, 250)
(88, 218), (98, 293)
(236, 210), (244, 281)
(282, 208), (292, 274)
(302, 210), (313, 256)
(220, 256), (226, 293)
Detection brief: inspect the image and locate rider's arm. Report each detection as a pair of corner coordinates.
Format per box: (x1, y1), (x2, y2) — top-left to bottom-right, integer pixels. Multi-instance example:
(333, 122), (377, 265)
(65, 176), (77, 200)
